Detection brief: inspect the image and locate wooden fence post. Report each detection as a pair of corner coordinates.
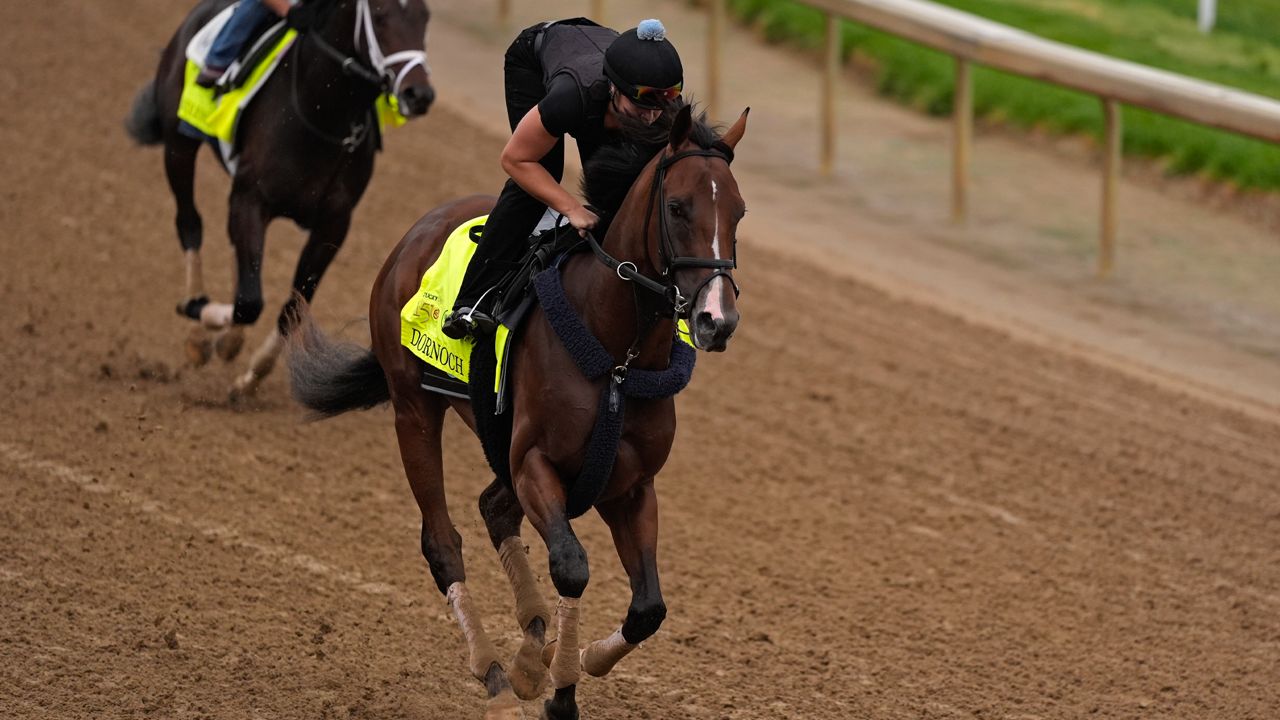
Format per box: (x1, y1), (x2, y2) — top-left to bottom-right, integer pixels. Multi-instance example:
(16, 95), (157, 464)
(952, 58), (972, 223)
(1100, 98), (1122, 277)
(707, 0), (725, 120)
(821, 13), (840, 176)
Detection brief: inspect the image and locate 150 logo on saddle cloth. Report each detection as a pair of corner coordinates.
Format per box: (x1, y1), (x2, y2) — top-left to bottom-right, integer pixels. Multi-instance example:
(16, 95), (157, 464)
(418, 290), (444, 320)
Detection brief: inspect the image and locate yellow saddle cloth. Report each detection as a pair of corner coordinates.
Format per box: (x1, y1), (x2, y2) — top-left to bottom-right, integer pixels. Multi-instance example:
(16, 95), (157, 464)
(400, 215), (696, 394)
(400, 216), (511, 389)
(177, 13), (404, 156)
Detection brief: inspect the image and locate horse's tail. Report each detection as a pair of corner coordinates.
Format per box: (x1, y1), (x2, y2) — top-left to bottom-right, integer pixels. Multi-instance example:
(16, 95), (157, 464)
(125, 80), (164, 146)
(287, 303), (390, 419)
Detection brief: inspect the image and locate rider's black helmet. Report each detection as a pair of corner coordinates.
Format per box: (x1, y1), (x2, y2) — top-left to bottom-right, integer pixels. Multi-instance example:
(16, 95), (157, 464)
(603, 19), (683, 109)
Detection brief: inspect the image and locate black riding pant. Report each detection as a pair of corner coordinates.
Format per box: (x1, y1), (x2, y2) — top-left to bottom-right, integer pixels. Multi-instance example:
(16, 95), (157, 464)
(452, 24), (565, 311)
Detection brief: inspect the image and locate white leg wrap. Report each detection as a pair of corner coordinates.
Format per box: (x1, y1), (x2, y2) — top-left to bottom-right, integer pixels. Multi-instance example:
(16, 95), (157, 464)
(549, 596), (581, 690)
(581, 628), (637, 678)
(498, 537), (550, 700)
(200, 302), (234, 330)
(447, 582), (502, 681)
(184, 249), (205, 299)
(498, 536), (549, 629)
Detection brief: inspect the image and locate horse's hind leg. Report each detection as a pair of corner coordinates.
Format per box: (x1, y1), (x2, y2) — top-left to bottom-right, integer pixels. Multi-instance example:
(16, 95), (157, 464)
(231, 210), (351, 399)
(580, 481), (666, 678)
(394, 393), (522, 719)
(479, 479), (551, 700)
(163, 134), (214, 366)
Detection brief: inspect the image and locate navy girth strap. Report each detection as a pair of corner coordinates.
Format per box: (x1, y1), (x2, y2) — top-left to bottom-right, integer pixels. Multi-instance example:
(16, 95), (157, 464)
(533, 263), (696, 519)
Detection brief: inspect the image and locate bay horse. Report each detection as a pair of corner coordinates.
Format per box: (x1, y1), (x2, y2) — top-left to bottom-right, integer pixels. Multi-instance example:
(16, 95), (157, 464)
(288, 104), (748, 719)
(125, 0), (434, 399)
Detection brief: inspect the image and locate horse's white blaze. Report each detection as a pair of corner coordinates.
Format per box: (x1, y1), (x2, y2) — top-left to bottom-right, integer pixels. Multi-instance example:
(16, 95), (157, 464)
(702, 179), (727, 323)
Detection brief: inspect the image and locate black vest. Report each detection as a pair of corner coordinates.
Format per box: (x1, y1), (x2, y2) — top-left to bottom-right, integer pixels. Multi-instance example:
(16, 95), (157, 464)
(537, 19), (617, 125)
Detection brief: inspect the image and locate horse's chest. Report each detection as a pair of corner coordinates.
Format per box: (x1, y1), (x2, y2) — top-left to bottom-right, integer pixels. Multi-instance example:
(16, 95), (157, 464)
(614, 399), (677, 477)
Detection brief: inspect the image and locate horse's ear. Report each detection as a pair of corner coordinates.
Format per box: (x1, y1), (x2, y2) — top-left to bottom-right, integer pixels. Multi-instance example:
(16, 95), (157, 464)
(721, 107), (750, 150)
(668, 104), (693, 151)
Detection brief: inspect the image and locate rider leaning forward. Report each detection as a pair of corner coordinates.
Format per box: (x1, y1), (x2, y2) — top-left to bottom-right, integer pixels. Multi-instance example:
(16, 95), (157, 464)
(442, 17), (684, 340)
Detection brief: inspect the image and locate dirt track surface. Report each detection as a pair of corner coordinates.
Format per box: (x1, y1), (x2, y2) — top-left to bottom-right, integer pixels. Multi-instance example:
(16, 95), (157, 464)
(3, 1), (1280, 718)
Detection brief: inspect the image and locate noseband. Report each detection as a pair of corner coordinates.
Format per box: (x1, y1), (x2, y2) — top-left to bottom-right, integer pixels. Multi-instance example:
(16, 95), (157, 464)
(300, 0), (428, 93)
(291, 0), (428, 148)
(584, 141), (741, 320)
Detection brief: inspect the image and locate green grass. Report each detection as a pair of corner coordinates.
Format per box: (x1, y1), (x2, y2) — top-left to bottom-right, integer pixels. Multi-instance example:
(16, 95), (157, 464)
(727, 0), (1280, 191)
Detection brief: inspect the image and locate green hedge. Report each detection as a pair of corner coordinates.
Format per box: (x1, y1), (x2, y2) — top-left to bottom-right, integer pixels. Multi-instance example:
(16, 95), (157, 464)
(728, 0), (1280, 190)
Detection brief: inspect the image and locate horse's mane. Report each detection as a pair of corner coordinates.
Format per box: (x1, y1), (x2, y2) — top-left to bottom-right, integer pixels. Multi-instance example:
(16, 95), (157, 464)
(581, 103), (723, 230)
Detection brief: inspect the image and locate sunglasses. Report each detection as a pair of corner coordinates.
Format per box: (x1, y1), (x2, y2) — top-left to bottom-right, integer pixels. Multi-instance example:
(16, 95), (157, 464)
(629, 82), (682, 107)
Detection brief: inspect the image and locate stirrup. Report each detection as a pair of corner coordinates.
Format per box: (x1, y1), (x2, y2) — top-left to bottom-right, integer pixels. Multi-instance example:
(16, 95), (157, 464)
(442, 307), (496, 340)
(195, 66), (226, 89)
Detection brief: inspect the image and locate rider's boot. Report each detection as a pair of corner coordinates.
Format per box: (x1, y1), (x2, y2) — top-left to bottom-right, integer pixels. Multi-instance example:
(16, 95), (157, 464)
(195, 65), (228, 88)
(441, 305), (497, 340)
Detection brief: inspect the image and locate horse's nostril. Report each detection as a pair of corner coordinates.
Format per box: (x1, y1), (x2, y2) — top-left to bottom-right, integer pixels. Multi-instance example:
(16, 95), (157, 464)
(401, 86), (434, 114)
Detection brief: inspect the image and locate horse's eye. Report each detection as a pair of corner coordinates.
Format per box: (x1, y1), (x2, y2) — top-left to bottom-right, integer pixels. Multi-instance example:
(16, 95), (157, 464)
(667, 201), (685, 219)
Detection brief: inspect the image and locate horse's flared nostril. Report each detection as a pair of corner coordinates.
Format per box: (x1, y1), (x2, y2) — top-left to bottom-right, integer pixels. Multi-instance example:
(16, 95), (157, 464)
(401, 85), (435, 116)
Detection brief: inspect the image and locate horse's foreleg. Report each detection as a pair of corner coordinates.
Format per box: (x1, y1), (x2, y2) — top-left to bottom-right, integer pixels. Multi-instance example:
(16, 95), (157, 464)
(207, 189), (268, 335)
(515, 452), (588, 720)
(231, 211), (352, 398)
(479, 479), (550, 700)
(582, 481), (665, 678)
(279, 210), (352, 331)
(396, 397), (520, 718)
(221, 192), (269, 399)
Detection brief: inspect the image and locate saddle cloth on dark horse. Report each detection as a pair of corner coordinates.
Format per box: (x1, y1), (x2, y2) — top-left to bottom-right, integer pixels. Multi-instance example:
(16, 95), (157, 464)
(176, 4), (401, 170)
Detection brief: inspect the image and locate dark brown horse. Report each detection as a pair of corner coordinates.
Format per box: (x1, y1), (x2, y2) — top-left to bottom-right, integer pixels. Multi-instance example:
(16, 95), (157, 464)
(288, 104), (748, 719)
(126, 0), (433, 399)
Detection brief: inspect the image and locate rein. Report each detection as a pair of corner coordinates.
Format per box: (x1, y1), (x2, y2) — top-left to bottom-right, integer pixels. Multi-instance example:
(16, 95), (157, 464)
(288, 0), (429, 150)
(507, 137), (740, 517)
(289, 44), (373, 150)
(582, 142), (741, 319)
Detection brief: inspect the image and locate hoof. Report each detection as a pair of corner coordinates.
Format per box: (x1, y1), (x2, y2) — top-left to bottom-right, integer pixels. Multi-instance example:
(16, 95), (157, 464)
(509, 636), (549, 701)
(184, 327), (213, 367)
(485, 689), (523, 720)
(540, 691), (581, 717)
(215, 327), (245, 362)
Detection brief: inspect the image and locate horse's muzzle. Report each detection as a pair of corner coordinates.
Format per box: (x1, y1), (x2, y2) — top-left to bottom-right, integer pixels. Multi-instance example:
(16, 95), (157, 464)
(399, 83), (435, 117)
(691, 308), (739, 352)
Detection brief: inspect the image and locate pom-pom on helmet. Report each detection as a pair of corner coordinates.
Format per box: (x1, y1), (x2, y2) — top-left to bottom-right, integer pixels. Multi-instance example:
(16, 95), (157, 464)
(604, 19), (684, 109)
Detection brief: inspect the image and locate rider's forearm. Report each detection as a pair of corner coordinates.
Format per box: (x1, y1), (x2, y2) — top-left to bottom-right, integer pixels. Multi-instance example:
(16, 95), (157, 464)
(263, 0), (295, 17)
(504, 159), (583, 217)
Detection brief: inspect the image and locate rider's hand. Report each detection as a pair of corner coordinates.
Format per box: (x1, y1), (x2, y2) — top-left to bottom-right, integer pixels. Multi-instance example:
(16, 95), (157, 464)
(566, 205), (599, 237)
